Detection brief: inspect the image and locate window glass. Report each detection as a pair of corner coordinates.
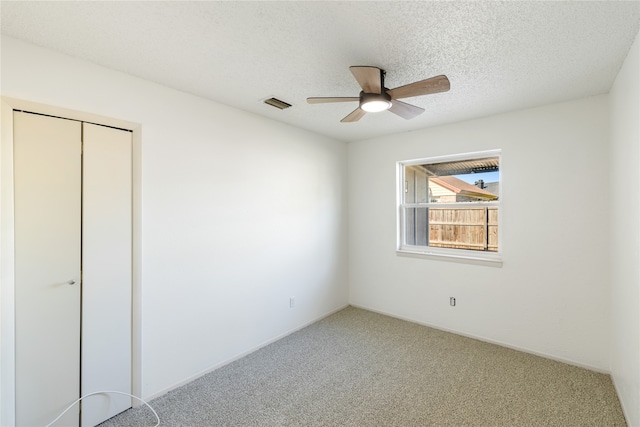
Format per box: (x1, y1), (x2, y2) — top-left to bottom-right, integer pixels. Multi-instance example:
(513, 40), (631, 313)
(399, 152), (500, 259)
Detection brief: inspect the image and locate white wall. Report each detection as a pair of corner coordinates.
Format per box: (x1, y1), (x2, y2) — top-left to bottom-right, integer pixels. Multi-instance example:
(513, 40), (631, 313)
(349, 95), (611, 371)
(609, 31), (640, 426)
(0, 35), (348, 413)
(2, 30), (637, 425)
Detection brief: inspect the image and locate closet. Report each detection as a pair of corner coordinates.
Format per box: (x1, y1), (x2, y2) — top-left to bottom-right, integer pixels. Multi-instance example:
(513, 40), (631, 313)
(13, 111), (132, 427)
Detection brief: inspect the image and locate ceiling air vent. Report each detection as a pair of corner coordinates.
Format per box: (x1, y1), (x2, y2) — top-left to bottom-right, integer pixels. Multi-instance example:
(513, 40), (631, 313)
(264, 97), (292, 110)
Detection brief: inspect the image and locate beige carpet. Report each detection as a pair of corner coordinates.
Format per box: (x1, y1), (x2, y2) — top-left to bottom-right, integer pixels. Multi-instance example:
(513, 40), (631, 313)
(99, 306), (626, 426)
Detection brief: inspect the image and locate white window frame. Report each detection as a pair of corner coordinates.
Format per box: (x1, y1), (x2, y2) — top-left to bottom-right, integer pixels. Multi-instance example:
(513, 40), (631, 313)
(397, 149), (503, 266)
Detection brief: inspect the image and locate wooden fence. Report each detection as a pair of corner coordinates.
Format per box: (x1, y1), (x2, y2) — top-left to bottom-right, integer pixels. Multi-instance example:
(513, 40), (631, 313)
(406, 207), (498, 252)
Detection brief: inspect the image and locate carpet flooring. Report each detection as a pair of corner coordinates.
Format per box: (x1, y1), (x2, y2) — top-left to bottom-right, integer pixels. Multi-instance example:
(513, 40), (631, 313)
(98, 306), (626, 426)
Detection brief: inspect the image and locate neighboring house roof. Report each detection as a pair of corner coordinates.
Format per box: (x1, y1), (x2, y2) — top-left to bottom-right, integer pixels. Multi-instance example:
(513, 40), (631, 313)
(483, 182), (500, 197)
(430, 176), (498, 200)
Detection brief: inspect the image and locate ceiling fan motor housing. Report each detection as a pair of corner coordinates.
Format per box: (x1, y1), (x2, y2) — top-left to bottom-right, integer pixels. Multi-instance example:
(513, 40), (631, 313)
(360, 91), (392, 112)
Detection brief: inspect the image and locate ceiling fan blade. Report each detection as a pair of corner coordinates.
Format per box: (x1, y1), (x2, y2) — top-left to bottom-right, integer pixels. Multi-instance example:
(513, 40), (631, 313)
(350, 66), (382, 94)
(341, 107), (367, 123)
(307, 97), (359, 104)
(389, 100), (425, 120)
(387, 75), (450, 100)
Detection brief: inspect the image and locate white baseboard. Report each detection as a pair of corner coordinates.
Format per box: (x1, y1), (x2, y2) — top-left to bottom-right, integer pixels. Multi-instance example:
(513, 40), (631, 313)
(611, 375), (632, 427)
(349, 303), (610, 374)
(145, 302), (612, 405)
(144, 304), (350, 402)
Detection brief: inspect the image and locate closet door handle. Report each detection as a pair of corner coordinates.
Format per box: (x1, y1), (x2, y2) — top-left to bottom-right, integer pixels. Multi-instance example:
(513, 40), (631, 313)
(67, 280), (76, 286)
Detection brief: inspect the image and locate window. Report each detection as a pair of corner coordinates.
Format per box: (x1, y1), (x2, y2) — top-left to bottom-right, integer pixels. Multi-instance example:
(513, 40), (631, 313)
(397, 150), (501, 264)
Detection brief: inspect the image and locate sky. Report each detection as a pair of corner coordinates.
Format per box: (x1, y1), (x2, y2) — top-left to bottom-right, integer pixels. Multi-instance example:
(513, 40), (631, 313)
(455, 171), (499, 185)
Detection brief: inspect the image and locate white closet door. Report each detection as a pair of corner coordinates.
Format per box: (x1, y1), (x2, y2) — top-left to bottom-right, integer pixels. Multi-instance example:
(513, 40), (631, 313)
(81, 123), (132, 426)
(14, 111), (82, 427)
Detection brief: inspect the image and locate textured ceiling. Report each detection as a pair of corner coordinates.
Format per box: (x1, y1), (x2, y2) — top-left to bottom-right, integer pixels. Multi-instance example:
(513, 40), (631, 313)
(1, 1), (639, 142)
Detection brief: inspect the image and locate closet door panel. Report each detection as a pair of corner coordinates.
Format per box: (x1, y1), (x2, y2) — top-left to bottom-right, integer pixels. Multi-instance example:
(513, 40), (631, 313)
(81, 123), (132, 426)
(14, 111), (82, 427)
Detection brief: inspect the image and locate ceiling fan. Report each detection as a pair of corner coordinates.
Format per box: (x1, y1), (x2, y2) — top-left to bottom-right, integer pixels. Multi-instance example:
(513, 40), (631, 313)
(307, 66), (450, 122)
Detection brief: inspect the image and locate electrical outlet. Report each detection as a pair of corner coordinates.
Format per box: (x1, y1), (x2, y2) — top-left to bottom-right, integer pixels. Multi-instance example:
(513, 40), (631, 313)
(290, 296), (295, 308)
(450, 297), (456, 307)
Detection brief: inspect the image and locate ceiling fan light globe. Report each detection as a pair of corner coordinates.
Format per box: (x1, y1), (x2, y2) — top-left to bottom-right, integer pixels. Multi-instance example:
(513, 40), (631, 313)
(360, 92), (392, 113)
(361, 100), (392, 112)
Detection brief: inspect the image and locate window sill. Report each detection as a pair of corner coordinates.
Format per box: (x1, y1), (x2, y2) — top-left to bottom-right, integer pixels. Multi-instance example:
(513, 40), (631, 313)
(396, 247), (503, 267)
